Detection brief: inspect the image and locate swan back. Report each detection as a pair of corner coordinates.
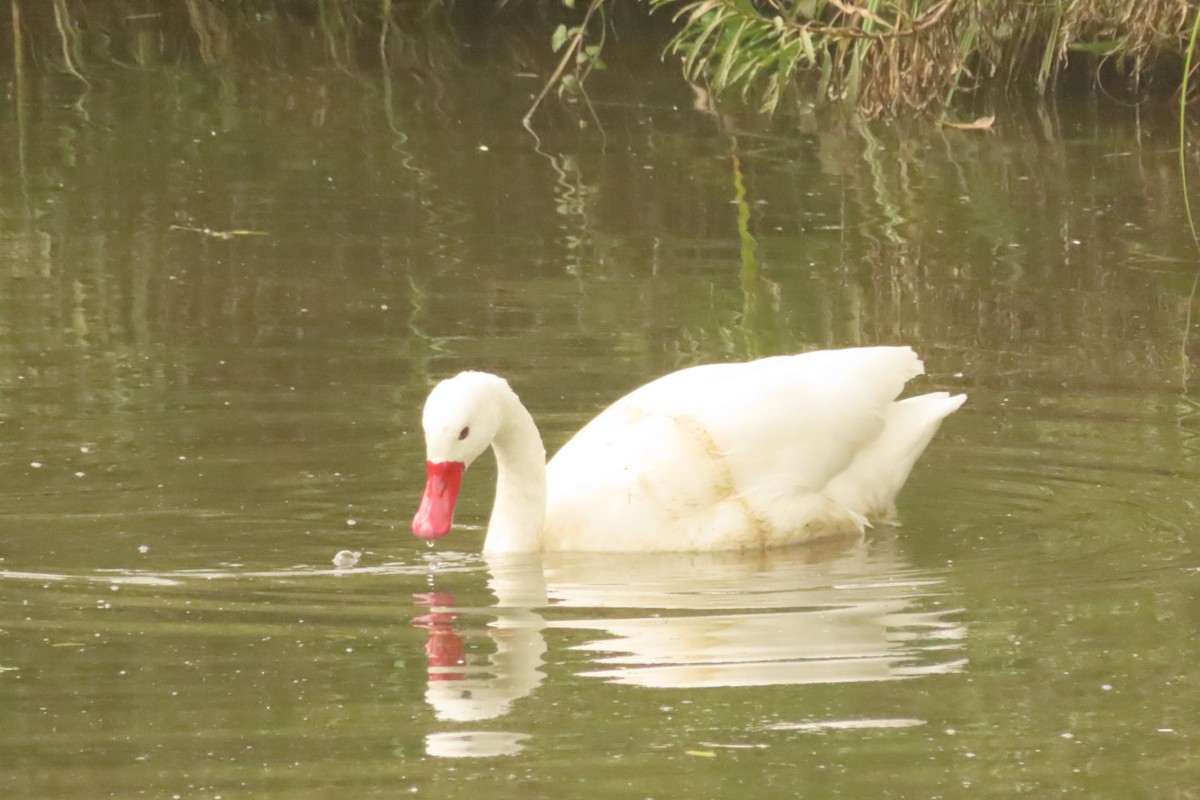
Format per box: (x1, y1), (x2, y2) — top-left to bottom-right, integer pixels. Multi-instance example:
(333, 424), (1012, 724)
(543, 347), (962, 551)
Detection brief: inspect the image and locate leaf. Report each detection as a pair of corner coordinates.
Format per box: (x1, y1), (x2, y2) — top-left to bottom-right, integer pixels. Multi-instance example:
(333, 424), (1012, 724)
(682, 8), (730, 77)
(799, 29), (816, 64)
(1068, 39), (1122, 55)
(761, 73), (781, 113)
(684, 0), (723, 24)
(686, 750), (717, 758)
(713, 19), (749, 90)
(551, 24), (569, 53)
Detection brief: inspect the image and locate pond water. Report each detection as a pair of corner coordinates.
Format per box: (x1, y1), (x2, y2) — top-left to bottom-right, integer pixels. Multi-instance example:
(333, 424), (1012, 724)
(2, 7), (1199, 799)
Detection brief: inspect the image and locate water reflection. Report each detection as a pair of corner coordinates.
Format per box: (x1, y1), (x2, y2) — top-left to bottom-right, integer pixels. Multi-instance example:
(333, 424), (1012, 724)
(412, 533), (965, 734)
(4, 6), (1199, 794)
(413, 589), (547, 724)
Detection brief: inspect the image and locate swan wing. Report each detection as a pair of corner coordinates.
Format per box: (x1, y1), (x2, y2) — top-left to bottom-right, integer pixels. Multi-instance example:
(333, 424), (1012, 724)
(545, 347), (931, 549)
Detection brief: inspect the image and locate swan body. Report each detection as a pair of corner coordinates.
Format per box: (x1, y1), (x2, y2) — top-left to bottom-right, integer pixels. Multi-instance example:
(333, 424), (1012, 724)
(413, 347), (965, 554)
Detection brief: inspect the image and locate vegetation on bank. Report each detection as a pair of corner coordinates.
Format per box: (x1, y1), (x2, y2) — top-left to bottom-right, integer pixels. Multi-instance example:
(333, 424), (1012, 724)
(641, 0), (1199, 118)
(3, 0), (1199, 120)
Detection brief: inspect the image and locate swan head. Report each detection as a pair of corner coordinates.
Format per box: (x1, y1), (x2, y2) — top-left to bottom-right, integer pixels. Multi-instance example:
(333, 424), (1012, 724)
(413, 372), (509, 541)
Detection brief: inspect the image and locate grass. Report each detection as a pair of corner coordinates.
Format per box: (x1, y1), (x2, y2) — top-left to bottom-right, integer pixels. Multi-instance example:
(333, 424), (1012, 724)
(649, 0), (1200, 118)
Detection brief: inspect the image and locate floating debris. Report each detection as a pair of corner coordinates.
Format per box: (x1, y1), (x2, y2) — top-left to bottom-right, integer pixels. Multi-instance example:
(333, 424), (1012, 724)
(169, 224), (269, 240)
(766, 718), (926, 733)
(332, 550), (362, 569)
(941, 115), (996, 131)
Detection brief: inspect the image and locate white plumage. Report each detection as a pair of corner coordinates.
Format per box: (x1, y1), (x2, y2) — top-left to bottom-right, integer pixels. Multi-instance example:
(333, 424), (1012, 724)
(412, 346), (965, 554)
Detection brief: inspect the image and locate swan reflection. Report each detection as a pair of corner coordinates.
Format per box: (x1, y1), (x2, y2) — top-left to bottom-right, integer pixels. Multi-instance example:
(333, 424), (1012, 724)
(413, 585), (546, 724)
(424, 731), (531, 759)
(414, 533), (965, 728)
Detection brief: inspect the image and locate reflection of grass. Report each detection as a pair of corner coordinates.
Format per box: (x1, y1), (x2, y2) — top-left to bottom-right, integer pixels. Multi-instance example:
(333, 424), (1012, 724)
(17, 1), (535, 78)
(729, 138), (760, 355)
(50, 0), (88, 86)
(857, 120), (906, 248)
(3, 4), (1198, 400)
(1175, 10), (1200, 448)
(12, 0), (29, 215)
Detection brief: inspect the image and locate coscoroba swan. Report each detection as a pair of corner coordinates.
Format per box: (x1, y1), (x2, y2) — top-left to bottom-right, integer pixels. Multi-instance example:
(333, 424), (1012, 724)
(412, 346), (965, 554)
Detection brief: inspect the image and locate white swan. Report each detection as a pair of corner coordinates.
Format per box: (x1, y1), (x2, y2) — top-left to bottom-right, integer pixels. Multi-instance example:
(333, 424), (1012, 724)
(412, 346), (965, 554)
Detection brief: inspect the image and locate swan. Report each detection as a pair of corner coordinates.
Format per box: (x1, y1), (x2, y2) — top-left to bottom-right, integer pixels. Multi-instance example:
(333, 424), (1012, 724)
(412, 346), (965, 554)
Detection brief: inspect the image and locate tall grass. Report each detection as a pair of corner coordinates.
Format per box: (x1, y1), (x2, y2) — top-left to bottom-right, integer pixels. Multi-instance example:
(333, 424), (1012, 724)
(650, 0), (1199, 117)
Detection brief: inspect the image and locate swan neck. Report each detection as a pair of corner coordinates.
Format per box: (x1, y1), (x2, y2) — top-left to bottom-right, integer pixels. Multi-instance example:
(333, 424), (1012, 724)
(484, 389), (547, 554)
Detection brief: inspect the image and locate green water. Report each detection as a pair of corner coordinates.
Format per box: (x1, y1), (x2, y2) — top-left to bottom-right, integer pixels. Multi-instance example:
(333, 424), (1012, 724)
(1, 8), (1198, 798)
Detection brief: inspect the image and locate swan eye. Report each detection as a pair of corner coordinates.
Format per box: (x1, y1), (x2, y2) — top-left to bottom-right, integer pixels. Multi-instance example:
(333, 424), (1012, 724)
(458, 426), (470, 441)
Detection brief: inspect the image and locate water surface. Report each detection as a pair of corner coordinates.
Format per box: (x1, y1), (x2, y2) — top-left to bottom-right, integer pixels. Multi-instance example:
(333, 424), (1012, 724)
(1, 9), (1199, 799)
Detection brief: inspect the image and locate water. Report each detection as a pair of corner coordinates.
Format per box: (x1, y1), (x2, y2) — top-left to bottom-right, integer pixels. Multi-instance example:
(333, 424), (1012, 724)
(2, 8), (1199, 798)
